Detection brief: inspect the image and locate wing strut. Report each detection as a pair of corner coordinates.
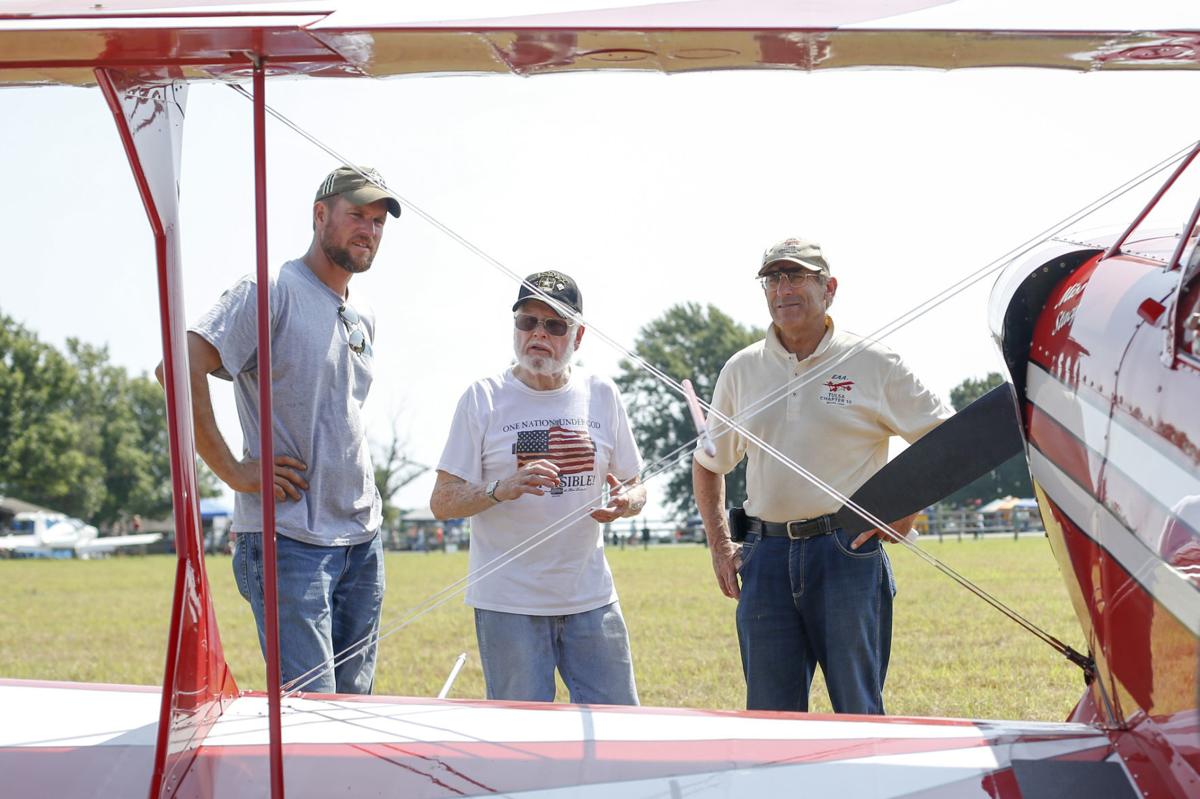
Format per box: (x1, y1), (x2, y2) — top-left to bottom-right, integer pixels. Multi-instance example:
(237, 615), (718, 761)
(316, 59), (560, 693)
(96, 68), (238, 799)
(251, 54), (288, 799)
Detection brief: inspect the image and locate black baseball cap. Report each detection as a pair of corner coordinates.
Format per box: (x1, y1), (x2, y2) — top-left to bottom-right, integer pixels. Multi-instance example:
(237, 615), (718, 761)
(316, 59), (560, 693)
(513, 270), (583, 318)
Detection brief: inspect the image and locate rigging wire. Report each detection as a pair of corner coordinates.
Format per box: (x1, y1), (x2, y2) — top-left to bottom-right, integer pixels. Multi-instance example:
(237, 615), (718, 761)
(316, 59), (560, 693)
(230, 83), (1193, 691)
(283, 439), (697, 694)
(255, 82), (1189, 687)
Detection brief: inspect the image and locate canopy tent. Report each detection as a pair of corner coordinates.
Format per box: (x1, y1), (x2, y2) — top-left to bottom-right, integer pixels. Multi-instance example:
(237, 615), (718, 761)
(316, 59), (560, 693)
(978, 496), (1038, 513)
(198, 497), (233, 520)
(979, 496), (1018, 513)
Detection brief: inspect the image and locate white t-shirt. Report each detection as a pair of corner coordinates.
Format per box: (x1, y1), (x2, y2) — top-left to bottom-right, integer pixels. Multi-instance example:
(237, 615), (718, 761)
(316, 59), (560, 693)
(437, 367), (643, 615)
(694, 319), (951, 522)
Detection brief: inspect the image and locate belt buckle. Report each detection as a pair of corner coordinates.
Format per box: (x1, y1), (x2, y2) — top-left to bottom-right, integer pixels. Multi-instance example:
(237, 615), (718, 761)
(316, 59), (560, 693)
(785, 519), (809, 540)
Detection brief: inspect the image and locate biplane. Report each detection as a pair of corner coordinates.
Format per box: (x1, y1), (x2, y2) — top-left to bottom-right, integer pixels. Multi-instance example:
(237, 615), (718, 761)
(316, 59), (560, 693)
(0, 1), (1198, 797)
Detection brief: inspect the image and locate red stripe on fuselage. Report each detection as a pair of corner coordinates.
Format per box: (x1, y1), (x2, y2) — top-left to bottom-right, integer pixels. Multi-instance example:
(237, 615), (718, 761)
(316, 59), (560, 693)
(1035, 493), (1198, 762)
(1026, 394), (1200, 587)
(1026, 403), (1099, 500)
(1093, 451), (1200, 586)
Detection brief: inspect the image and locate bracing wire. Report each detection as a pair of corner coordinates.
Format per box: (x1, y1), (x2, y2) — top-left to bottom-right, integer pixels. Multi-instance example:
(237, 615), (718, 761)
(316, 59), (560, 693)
(231, 83), (1193, 691)
(283, 438), (695, 694)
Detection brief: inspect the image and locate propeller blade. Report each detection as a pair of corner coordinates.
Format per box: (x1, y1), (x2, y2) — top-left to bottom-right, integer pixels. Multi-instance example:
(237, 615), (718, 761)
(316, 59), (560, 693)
(833, 383), (1025, 536)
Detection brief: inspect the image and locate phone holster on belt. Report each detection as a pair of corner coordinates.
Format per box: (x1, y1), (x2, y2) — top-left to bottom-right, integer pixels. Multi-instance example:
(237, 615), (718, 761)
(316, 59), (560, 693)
(728, 506), (748, 543)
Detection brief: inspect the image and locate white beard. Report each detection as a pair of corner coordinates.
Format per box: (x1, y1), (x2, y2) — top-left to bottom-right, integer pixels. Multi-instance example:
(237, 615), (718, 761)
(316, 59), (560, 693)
(516, 335), (576, 376)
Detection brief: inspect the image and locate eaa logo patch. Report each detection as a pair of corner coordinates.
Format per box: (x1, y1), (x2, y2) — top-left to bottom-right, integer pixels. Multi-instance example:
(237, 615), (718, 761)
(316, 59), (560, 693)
(818, 374), (855, 407)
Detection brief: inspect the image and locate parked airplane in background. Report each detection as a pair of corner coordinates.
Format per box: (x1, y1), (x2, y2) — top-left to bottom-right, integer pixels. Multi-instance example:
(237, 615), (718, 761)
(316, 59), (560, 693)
(0, 510), (162, 558)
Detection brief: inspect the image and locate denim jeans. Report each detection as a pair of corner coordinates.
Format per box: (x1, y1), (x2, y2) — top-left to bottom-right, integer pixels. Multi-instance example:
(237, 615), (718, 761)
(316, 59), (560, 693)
(233, 531), (385, 694)
(736, 529), (895, 714)
(474, 602), (639, 705)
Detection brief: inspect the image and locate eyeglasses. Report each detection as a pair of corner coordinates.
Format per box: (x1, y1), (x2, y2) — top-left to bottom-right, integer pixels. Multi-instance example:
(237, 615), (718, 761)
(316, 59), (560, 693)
(514, 313), (573, 337)
(338, 304), (369, 355)
(759, 270), (824, 291)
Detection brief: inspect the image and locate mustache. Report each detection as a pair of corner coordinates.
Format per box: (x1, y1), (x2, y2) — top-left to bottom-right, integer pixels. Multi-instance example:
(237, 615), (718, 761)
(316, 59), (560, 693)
(324, 242), (374, 274)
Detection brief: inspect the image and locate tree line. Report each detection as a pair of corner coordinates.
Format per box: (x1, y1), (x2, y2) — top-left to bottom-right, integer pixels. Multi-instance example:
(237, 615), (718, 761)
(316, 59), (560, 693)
(1, 304), (1028, 529)
(0, 312), (219, 526)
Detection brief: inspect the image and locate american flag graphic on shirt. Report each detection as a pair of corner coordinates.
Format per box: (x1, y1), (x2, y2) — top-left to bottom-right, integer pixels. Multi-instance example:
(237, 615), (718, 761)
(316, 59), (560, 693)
(513, 426), (596, 475)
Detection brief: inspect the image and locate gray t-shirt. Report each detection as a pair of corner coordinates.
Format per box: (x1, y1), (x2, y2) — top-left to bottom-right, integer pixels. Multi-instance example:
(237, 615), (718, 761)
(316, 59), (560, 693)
(191, 259), (382, 546)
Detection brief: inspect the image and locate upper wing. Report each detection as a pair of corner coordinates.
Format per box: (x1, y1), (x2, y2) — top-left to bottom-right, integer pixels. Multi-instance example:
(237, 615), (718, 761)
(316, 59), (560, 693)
(2, 0), (1200, 88)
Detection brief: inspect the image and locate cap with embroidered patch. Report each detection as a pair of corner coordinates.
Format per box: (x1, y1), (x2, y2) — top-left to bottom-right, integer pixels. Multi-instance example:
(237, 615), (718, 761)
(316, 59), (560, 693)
(314, 166), (401, 218)
(512, 270), (583, 318)
(758, 238), (830, 277)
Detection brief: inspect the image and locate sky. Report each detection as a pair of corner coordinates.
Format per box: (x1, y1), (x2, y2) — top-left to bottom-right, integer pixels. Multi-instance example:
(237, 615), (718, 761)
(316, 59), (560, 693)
(3, 65), (1200, 520)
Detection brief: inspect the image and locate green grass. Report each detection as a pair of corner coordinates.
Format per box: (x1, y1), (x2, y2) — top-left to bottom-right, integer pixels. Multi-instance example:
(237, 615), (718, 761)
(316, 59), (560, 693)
(0, 538), (1085, 720)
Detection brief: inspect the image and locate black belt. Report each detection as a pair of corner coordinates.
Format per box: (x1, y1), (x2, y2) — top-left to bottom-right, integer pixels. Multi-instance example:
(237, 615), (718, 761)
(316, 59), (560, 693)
(747, 514), (836, 540)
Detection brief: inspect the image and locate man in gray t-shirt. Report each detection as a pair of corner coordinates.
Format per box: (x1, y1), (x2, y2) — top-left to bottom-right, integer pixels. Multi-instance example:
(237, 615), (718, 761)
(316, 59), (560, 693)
(159, 166), (400, 694)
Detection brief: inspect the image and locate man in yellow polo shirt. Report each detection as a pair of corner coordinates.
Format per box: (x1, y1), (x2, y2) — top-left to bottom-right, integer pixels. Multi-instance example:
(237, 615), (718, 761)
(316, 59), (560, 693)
(692, 237), (950, 715)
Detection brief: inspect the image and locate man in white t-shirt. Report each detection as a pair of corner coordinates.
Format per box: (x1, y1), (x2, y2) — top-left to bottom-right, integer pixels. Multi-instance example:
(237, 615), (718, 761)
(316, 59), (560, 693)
(692, 238), (951, 715)
(431, 271), (647, 705)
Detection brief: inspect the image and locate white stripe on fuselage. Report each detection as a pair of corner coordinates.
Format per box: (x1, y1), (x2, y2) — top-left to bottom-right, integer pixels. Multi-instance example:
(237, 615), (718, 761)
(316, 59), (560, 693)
(1026, 366), (1111, 467)
(1028, 447), (1200, 636)
(1026, 365), (1200, 535)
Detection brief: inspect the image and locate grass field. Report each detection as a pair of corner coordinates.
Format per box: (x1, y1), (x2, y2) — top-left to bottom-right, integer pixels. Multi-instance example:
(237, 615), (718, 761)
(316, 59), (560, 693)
(0, 537), (1087, 721)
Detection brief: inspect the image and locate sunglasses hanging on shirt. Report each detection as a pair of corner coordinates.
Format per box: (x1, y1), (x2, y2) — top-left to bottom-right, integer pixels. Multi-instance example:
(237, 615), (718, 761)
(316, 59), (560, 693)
(338, 304), (369, 355)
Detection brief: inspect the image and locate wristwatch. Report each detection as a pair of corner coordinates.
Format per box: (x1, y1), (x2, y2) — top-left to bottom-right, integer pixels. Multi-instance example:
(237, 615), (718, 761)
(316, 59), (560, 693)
(485, 480), (502, 503)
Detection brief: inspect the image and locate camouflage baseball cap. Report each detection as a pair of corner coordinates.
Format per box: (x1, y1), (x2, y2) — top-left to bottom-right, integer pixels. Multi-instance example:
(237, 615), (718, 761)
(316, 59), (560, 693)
(315, 165), (401, 218)
(758, 237), (830, 277)
(512, 270), (583, 318)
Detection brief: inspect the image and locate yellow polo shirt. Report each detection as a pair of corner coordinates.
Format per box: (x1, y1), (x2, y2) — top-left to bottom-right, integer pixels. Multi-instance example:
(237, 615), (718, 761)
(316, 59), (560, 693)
(694, 319), (951, 523)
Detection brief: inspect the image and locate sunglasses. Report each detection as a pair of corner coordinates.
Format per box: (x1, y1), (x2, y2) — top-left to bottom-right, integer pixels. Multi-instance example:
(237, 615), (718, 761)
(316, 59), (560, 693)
(514, 313), (573, 337)
(759, 269), (824, 291)
(338, 304), (369, 355)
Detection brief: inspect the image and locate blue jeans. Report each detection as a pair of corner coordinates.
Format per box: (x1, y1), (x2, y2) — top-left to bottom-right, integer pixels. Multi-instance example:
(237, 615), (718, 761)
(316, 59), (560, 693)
(474, 602), (639, 705)
(736, 530), (895, 714)
(233, 532), (385, 695)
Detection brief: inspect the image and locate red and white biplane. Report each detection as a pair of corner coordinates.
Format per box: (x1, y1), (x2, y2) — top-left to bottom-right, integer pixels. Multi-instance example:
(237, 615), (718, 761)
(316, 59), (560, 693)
(0, 2), (1197, 797)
